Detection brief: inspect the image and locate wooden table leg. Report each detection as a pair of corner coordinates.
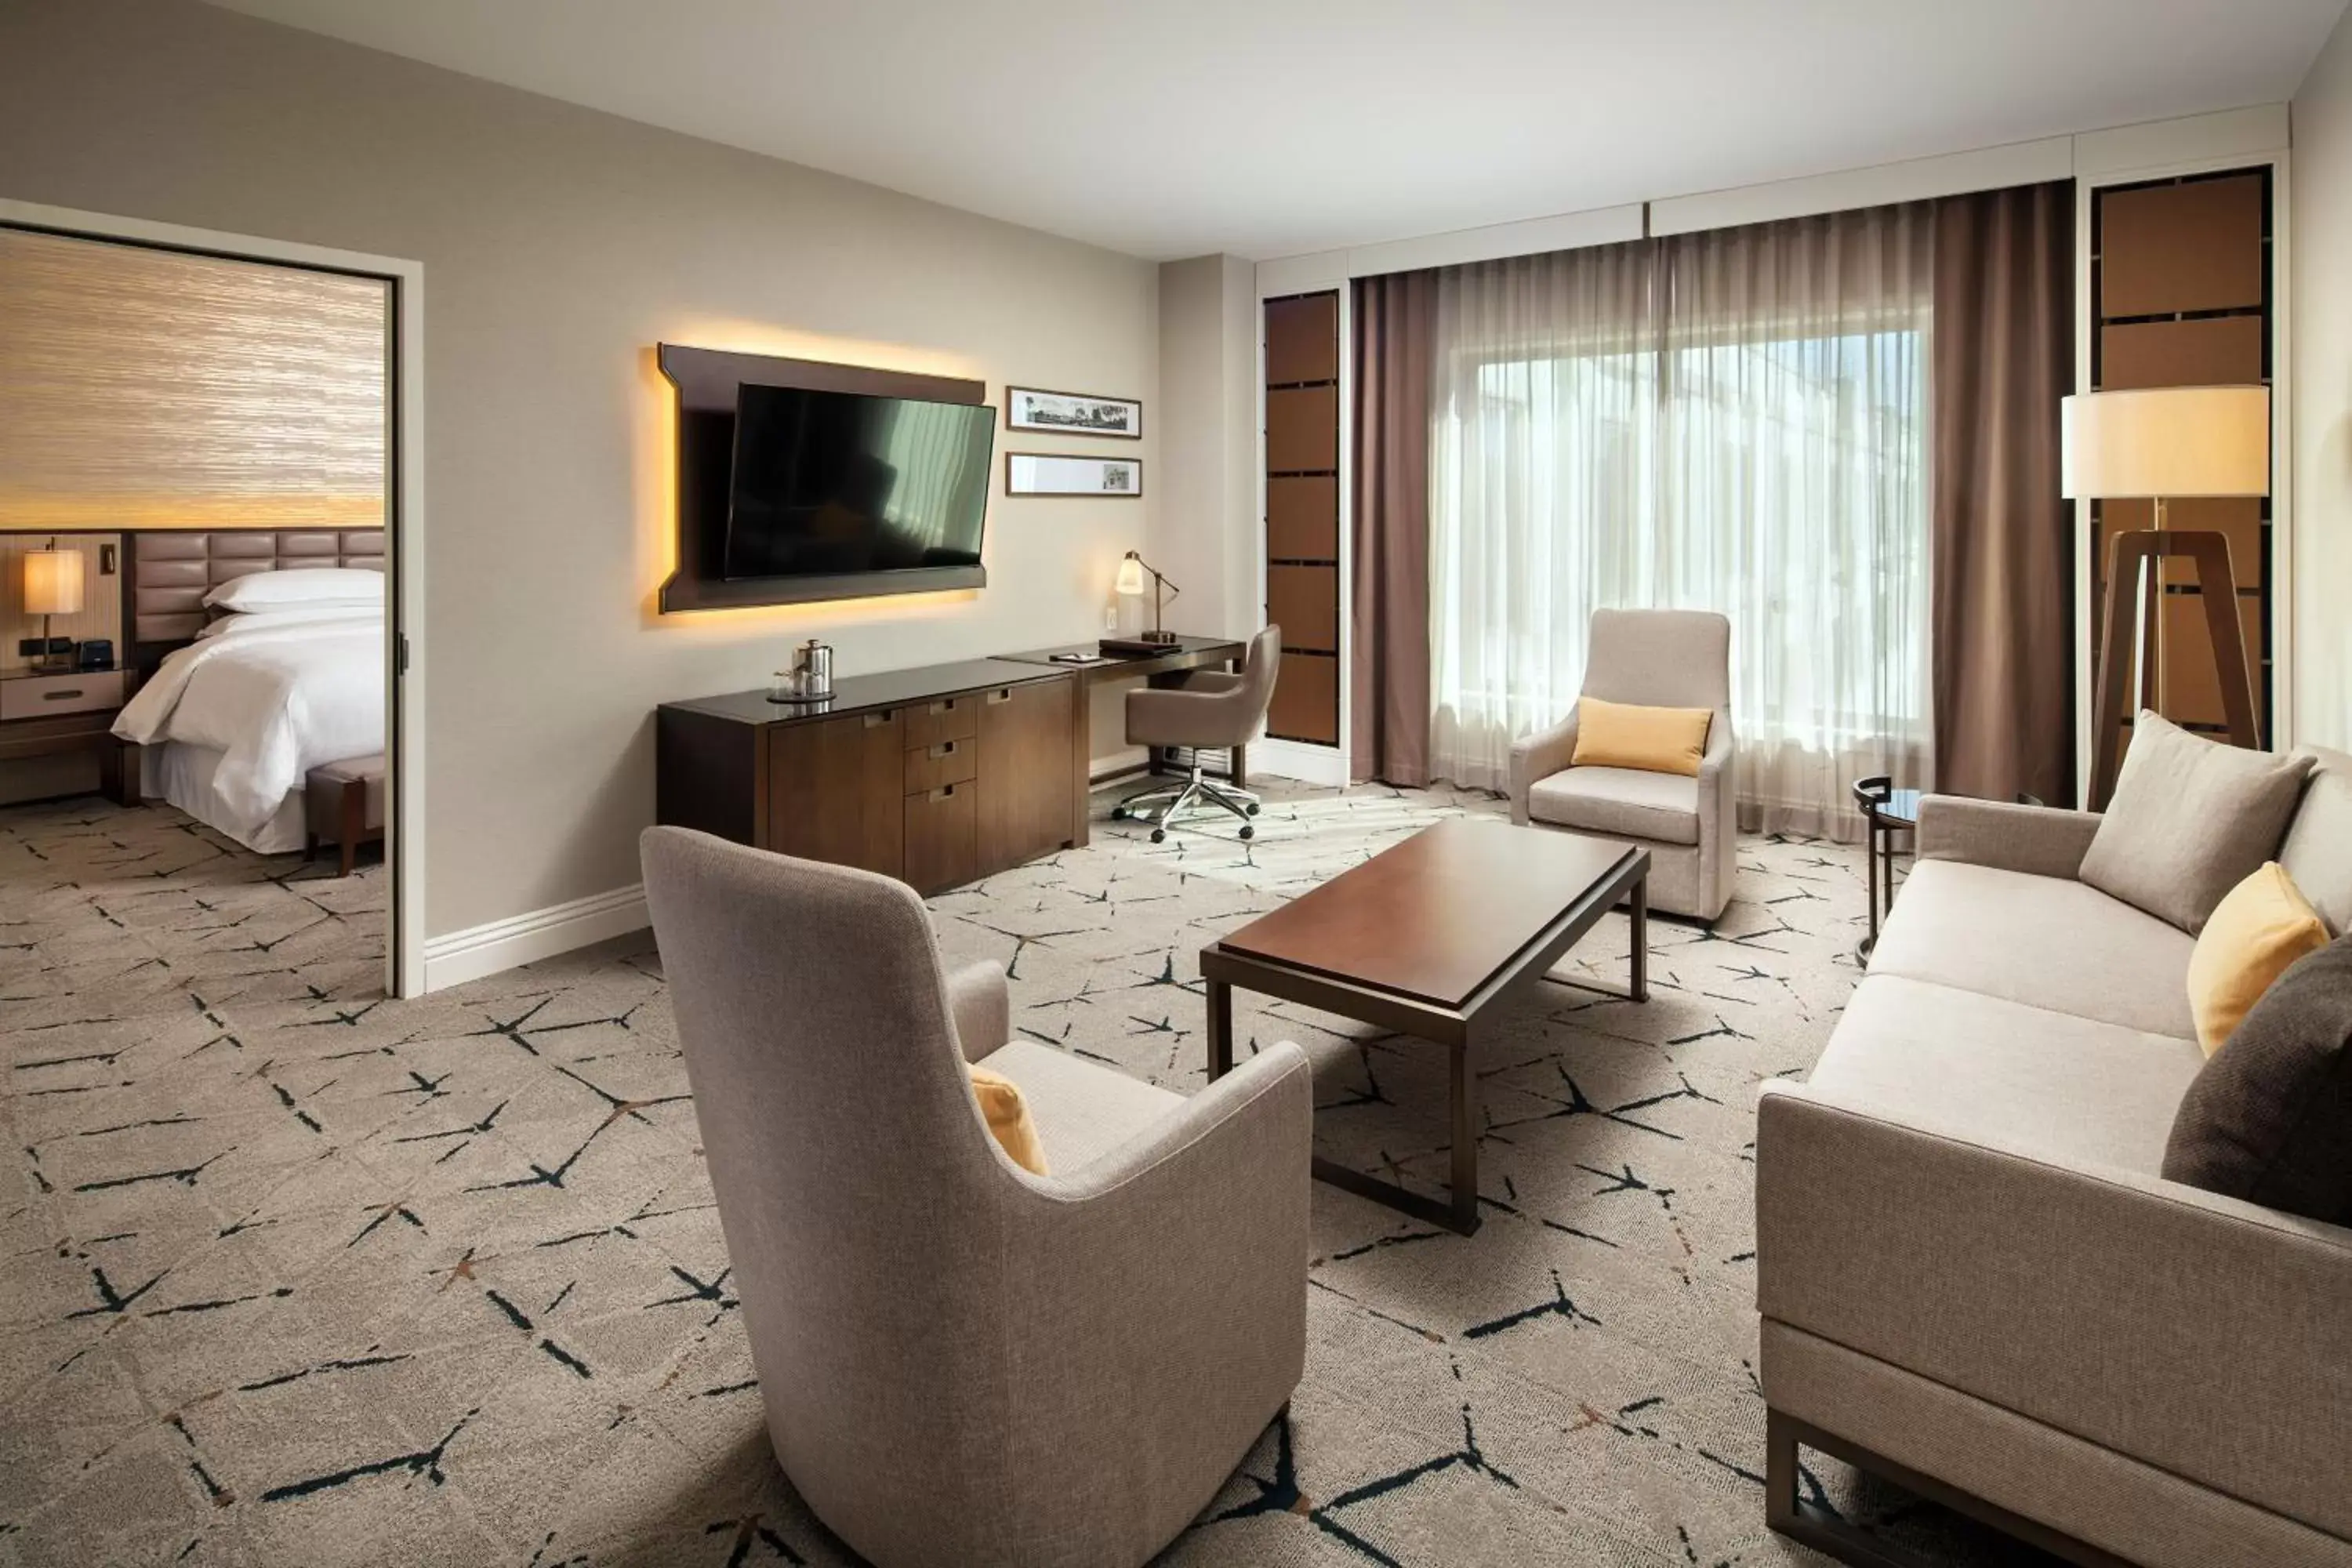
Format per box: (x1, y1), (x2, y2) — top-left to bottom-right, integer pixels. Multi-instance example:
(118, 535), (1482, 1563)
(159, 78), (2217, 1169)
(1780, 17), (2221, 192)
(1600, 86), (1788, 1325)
(100, 740), (141, 808)
(1448, 1032), (1481, 1235)
(1207, 976), (1233, 1080)
(1629, 873), (1650, 1003)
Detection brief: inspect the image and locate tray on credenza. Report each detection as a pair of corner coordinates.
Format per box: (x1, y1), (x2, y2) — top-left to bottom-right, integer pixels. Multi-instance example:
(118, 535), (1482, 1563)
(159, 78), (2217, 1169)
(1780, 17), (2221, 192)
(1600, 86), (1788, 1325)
(1098, 636), (1185, 657)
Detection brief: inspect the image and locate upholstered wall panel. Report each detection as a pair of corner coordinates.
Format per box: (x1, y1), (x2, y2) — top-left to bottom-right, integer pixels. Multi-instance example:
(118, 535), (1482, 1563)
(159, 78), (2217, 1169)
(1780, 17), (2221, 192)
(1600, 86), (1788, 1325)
(1265, 293), (1340, 384)
(129, 529), (384, 648)
(0, 227), (387, 531)
(1265, 475), (1338, 561)
(2097, 175), (2265, 317)
(2099, 316), (2263, 390)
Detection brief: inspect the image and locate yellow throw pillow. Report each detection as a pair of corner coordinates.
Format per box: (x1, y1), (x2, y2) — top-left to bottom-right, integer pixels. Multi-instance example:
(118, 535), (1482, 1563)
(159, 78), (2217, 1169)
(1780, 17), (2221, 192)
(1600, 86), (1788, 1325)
(967, 1064), (1049, 1174)
(2187, 862), (2329, 1056)
(1570, 695), (1713, 777)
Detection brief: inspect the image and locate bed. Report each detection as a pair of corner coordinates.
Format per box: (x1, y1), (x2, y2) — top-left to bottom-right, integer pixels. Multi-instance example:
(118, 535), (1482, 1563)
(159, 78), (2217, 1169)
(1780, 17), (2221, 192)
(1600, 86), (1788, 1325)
(111, 532), (385, 855)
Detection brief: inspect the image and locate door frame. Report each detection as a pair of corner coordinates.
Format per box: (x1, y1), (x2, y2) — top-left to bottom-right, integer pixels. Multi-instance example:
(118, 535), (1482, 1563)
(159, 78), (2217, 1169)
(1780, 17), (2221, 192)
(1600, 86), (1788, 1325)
(0, 196), (428, 996)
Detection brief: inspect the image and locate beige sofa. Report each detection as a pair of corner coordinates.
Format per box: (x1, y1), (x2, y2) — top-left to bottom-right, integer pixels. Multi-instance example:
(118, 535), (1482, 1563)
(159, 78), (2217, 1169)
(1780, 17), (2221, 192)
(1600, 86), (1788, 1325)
(1755, 750), (2352, 1568)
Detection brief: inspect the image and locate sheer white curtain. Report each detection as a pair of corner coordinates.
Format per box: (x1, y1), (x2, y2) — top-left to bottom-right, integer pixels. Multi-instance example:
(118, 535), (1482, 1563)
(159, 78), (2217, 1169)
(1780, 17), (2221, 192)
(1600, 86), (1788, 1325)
(1427, 205), (1934, 836)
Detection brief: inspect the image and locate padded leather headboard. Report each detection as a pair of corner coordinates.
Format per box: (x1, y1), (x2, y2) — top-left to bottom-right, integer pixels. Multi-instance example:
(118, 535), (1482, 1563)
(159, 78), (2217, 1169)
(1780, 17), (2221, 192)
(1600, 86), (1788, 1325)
(129, 530), (385, 655)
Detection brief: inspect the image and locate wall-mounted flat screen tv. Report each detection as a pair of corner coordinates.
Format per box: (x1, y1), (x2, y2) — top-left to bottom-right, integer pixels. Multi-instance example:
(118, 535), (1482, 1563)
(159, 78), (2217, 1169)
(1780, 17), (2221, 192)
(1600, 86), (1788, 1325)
(724, 383), (994, 581)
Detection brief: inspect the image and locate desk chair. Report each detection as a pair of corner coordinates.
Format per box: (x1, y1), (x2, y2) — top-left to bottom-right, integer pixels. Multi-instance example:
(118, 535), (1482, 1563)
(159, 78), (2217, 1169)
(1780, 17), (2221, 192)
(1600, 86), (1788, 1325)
(1112, 624), (1279, 843)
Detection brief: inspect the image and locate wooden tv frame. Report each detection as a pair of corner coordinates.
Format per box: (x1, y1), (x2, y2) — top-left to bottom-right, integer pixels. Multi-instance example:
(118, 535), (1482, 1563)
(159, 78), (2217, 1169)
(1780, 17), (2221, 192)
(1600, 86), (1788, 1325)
(656, 343), (989, 613)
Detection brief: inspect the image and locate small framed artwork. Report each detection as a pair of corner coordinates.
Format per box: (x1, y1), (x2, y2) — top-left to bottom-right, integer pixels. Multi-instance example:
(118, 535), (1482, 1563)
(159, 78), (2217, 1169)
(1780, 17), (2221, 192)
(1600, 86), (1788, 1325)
(1005, 386), (1142, 439)
(1006, 452), (1143, 498)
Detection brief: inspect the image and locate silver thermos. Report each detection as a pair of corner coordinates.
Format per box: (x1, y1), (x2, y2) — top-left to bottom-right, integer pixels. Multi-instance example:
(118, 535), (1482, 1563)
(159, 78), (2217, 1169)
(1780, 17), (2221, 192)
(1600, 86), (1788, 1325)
(768, 638), (835, 703)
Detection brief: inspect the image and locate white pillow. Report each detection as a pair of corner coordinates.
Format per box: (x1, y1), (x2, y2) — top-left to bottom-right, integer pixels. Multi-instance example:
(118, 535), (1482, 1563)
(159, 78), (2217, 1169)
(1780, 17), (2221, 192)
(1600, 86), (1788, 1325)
(194, 605), (382, 639)
(203, 567), (384, 612)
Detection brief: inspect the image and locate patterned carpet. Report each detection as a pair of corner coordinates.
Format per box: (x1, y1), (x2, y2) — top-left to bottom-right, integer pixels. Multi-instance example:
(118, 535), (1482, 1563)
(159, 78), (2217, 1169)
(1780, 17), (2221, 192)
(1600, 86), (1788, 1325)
(0, 783), (2033, 1566)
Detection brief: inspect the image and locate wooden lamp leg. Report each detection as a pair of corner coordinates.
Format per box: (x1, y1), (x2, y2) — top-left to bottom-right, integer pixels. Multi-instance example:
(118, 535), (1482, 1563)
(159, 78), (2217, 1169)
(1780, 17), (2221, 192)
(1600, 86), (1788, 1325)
(2088, 527), (2259, 811)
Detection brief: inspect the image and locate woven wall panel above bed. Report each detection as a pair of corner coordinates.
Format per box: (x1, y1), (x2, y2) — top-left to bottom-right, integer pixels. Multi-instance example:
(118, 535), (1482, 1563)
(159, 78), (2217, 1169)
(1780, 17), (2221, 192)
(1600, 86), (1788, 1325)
(129, 530), (384, 649)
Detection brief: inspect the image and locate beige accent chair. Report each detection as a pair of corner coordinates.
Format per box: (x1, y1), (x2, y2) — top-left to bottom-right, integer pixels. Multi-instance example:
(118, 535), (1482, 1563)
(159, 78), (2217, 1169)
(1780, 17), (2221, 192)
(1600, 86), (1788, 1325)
(1754, 749), (2352, 1568)
(1115, 624), (1280, 842)
(639, 826), (1313, 1568)
(1507, 608), (1737, 921)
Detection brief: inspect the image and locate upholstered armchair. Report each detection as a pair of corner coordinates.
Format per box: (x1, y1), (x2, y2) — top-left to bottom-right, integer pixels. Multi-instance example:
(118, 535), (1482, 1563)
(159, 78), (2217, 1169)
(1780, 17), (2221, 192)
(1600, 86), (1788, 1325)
(639, 826), (1312, 1568)
(1508, 608), (1737, 922)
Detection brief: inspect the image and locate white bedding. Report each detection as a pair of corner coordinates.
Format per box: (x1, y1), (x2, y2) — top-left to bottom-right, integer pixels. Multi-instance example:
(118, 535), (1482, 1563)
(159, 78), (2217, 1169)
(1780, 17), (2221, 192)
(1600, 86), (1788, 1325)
(114, 614), (384, 840)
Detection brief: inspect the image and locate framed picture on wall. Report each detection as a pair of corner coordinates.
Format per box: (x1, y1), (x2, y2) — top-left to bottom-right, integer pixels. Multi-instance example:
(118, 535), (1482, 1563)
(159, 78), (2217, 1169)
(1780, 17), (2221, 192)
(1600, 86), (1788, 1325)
(1005, 452), (1143, 497)
(1005, 386), (1142, 439)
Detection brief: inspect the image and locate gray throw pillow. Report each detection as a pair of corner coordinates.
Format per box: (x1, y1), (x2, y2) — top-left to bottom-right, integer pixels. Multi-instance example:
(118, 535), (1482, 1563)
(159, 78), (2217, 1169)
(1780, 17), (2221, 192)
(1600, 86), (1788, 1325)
(2078, 712), (2313, 933)
(2163, 935), (2352, 1225)
(2279, 746), (2352, 937)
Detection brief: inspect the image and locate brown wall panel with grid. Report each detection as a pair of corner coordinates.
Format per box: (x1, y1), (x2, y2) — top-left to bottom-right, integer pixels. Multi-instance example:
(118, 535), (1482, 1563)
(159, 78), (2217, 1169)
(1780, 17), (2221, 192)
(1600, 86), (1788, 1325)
(1263, 290), (1341, 748)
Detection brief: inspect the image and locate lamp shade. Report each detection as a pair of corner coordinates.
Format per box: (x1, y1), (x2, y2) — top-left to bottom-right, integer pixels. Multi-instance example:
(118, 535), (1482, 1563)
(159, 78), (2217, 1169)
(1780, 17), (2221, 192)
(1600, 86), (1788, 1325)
(2061, 385), (2269, 499)
(1114, 554), (1146, 596)
(22, 547), (85, 616)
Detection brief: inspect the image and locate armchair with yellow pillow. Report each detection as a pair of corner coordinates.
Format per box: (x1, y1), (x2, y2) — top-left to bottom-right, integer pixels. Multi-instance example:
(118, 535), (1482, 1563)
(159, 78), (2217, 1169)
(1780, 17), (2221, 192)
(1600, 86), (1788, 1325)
(1508, 608), (1737, 921)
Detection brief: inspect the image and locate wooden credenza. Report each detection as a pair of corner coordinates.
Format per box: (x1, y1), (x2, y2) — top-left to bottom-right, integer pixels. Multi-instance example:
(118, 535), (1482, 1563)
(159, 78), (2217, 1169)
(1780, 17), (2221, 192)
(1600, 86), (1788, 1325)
(655, 659), (1079, 895)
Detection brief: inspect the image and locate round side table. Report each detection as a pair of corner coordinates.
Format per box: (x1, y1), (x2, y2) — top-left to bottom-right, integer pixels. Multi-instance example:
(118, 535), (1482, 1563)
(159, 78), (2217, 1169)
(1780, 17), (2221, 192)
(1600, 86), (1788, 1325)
(1852, 776), (1922, 962)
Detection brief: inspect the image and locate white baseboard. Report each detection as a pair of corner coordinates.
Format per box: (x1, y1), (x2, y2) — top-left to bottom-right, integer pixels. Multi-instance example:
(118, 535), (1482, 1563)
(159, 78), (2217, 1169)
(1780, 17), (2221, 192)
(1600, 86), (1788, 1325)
(421, 882), (649, 993)
(1251, 738), (1348, 788)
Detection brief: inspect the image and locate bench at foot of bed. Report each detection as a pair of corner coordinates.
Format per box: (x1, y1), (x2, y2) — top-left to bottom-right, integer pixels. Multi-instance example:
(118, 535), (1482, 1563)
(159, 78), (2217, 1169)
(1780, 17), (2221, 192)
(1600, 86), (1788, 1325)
(304, 753), (384, 877)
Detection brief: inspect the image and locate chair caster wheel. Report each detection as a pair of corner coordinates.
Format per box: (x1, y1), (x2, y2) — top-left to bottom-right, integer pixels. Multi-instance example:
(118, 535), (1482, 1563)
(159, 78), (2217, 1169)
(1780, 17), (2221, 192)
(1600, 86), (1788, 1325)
(1239, 824), (1254, 840)
(1245, 803), (1261, 816)
(1149, 828), (1166, 844)
(1109, 805), (1127, 820)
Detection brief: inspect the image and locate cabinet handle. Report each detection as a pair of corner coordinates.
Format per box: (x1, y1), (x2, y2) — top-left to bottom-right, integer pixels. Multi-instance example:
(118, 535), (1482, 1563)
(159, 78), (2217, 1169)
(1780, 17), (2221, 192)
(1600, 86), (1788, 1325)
(42, 688), (84, 702)
(863, 712), (890, 729)
(928, 699), (956, 714)
(930, 784), (956, 800)
(986, 688), (1011, 704)
(929, 741), (956, 759)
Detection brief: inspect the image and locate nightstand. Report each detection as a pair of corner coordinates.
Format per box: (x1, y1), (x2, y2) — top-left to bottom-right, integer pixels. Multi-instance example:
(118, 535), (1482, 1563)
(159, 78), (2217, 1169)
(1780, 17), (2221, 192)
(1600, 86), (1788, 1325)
(0, 668), (139, 805)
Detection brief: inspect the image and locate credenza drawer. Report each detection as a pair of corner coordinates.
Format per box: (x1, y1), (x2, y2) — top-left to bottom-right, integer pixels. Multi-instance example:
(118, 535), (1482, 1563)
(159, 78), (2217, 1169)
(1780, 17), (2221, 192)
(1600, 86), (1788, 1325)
(2, 670), (124, 720)
(903, 737), (978, 794)
(903, 781), (978, 894)
(903, 694), (978, 750)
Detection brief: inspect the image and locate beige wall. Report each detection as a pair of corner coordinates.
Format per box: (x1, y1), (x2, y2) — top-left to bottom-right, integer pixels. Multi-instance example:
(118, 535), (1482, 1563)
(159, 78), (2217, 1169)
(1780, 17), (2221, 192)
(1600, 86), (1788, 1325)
(2295, 8), (2352, 753)
(0, 0), (1157, 937)
(1153, 256), (1260, 643)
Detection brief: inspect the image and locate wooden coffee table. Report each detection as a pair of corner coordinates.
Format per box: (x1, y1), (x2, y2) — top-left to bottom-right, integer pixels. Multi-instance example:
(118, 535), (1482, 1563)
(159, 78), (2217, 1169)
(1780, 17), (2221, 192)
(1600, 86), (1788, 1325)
(1201, 819), (1649, 1236)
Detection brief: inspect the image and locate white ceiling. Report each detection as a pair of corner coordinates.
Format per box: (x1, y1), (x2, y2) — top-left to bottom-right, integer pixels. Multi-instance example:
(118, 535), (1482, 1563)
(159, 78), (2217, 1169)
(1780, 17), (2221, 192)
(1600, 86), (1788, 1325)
(205, 0), (2347, 261)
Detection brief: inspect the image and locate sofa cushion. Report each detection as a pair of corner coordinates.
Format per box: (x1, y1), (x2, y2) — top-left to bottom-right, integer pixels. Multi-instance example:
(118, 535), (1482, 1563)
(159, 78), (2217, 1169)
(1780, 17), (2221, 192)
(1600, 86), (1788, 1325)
(2281, 745), (2352, 937)
(2078, 711), (2313, 934)
(1526, 766), (1700, 845)
(1869, 859), (2198, 1040)
(974, 1038), (1181, 1174)
(2165, 935), (2352, 1225)
(1812, 975), (2205, 1173)
(2185, 862), (2330, 1055)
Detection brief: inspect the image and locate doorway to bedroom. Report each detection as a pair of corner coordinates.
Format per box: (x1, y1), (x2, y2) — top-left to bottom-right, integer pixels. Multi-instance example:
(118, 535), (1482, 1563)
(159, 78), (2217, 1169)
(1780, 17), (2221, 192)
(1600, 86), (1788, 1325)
(0, 209), (419, 999)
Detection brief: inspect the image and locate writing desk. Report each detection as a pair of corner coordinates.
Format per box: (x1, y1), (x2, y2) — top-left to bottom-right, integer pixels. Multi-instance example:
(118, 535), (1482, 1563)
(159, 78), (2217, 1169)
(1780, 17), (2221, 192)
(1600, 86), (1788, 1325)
(994, 635), (1250, 829)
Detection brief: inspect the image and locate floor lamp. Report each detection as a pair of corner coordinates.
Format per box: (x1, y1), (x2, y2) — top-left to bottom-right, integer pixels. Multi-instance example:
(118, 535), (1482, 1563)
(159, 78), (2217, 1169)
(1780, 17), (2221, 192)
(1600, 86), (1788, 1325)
(2061, 384), (2270, 809)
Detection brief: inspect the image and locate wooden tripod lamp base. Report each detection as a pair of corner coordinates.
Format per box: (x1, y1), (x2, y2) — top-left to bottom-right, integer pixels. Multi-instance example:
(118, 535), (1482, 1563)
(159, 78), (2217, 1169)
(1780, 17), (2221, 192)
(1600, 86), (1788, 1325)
(2062, 384), (2270, 811)
(2089, 527), (2261, 809)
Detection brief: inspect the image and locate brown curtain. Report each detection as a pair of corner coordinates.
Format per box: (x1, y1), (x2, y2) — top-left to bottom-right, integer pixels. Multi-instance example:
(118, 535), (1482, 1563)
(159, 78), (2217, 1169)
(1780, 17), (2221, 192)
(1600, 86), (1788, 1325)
(1349, 270), (1438, 786)
(1931, 181), (2076, 807)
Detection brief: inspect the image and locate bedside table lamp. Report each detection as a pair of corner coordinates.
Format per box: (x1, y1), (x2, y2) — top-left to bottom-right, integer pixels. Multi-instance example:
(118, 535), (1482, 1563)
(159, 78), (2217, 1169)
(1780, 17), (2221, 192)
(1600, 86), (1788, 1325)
(23, 542), (85, 673)
(1114, 550), (1180, 645)
(2062, 384), (2269, 808)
